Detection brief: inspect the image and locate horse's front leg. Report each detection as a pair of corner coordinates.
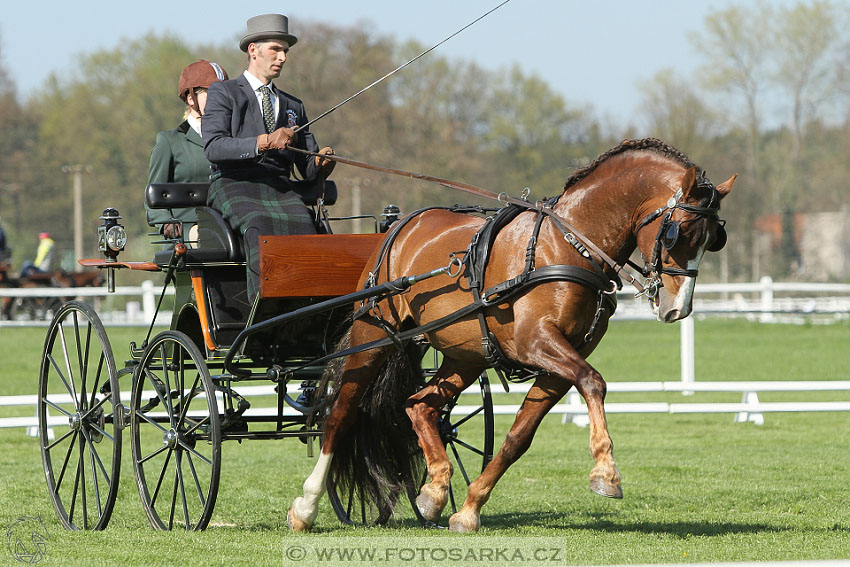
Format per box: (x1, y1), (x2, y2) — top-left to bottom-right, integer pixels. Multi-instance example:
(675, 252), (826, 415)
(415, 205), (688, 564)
(405, 359), (484, 523)
(449, 325), (621, 532)
(449, 373), (570, 532)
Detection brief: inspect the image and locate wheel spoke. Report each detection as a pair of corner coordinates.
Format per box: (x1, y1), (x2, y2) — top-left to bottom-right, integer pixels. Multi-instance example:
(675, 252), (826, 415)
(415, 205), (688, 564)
(75, 311), (89, 410)
(138, 444), (169, 465)
(168, 466), (179, 530)
(48, 354), (77, 406)
(82, 428), (113, 485)
(448, 440), (471, 485)
(452, 437), (485, 457)
(176, 453), (191, 530)
(159, 345), (176, 427)
(143, 368), (169, 413)
(87, 422), (115, 444)
(150, 448), (174, 508)
(43, 397), (74, 418)
(182, 415), (209, 437)
(80, 394), (110, 421)
(44, 427), (75, 451)
(176, 372), (201, 430)
(68, 447), (82, 526)
(185, 453), (206, 506)
(450, 405), (483, 429)
(88, 351), (106, 410)
(82, 429), (103, 517)
(79, 434), (88, 529)
(137, 409), (169, 434)
(54, 431), (79, 495)
(57, 323), (79, 407)
(177, 439), (212, 466)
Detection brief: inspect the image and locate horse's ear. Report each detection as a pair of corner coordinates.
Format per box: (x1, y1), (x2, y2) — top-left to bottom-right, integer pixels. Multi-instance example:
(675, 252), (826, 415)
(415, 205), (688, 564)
(715, 174), (737, 199)
(679, 166), (699, 196)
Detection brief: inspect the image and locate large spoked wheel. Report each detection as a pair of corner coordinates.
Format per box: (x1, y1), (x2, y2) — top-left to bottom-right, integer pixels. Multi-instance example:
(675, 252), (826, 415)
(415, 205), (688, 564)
(130, 331), (221, 530)
(38, 300), (121, 530)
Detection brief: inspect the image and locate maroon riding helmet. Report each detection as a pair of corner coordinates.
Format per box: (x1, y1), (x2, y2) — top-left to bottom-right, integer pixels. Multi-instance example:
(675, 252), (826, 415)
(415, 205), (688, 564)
(178, 60), (229, 114)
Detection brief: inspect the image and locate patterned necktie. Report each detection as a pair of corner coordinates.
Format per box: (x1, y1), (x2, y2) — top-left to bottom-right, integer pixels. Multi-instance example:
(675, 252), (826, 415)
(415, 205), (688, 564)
(260, 85), (275, 134)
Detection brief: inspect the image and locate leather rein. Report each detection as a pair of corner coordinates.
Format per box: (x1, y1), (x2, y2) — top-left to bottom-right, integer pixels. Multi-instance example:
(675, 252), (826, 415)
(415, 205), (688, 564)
(290, 147), (721, 297)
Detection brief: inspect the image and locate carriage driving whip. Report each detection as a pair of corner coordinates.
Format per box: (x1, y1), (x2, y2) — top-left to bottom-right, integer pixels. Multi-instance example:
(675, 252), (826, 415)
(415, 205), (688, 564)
(293, 0), (512, 134)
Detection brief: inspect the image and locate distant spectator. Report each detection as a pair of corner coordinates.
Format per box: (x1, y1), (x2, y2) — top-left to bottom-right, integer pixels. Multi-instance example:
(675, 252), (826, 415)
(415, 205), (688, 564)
(20, 232), (55, 278)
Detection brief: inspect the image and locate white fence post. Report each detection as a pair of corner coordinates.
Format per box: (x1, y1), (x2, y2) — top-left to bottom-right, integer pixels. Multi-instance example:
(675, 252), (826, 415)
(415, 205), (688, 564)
(759, 275), (774, 323)
(141, 280), (156, 323)
(680, 314), (695, 395)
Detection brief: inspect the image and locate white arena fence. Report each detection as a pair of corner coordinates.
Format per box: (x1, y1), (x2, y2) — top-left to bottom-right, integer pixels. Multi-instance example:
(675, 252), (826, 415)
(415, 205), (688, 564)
(2, 277), (848, 433)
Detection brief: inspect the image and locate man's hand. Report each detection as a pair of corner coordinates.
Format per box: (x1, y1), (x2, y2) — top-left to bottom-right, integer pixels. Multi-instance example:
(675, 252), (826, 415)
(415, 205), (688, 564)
(257, 127), (296, 153)
(316, 147), (336, 177)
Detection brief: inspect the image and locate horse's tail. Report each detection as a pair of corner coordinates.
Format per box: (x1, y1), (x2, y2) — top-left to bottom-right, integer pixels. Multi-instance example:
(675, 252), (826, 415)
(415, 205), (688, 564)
(321, 325), (426, 523)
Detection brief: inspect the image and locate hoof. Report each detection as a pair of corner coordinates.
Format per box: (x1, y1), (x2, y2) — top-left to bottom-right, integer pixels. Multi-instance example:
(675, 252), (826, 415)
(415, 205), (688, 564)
(590, 477), (623, 499)
(448, 510), (480, 533)
(416, 485), (447, 523)
(287, 506), (313, 532)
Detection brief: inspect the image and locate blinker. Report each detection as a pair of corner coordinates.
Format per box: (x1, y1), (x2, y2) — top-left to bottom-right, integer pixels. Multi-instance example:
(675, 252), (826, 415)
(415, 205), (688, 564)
(708, 225), (727, 252)
(661, 221), (680, 250)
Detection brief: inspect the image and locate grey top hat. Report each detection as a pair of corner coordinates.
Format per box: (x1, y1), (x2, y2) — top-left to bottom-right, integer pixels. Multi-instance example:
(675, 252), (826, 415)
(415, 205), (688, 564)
(239, 14), (298, 52)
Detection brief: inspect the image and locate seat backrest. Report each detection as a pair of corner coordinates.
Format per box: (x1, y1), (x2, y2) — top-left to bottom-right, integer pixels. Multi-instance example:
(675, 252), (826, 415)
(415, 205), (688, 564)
(145, 182), (210, 209)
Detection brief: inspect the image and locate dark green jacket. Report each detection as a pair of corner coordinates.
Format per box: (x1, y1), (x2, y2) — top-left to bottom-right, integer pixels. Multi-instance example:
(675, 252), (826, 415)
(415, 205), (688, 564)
(145, 120), (212, 228)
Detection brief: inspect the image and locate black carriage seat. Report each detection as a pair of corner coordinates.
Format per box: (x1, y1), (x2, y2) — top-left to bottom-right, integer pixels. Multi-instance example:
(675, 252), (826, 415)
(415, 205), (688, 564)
(145, 179), (338, 267)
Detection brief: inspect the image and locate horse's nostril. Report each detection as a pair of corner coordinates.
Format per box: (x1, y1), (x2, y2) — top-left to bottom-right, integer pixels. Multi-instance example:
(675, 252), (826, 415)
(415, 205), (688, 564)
(664, 309), (681, 322)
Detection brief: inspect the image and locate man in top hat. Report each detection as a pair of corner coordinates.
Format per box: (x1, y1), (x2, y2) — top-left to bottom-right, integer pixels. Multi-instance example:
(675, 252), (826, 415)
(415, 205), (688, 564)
(203, 13), (336, 302)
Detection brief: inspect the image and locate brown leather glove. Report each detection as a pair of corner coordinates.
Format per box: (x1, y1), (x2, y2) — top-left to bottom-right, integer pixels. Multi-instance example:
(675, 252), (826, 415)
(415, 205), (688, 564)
(315, 147), (336, 177)
(257, 127), (295, 153)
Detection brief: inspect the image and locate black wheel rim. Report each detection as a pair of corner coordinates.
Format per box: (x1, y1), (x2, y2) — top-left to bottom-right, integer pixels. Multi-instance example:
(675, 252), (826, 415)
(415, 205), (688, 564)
(130, 331), (220, 531)
(39, 301), (121, 530)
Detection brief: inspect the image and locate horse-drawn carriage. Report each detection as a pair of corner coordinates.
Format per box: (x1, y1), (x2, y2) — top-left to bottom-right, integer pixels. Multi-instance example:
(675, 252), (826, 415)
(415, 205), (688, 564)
(36, 178), (494, 530)
(37, 138), (734, 533)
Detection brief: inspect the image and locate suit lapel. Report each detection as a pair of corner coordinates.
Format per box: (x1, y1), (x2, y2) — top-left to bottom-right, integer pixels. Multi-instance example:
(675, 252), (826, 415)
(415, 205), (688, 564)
(237, 75), (266, 134)
(185, 126), (203, 148)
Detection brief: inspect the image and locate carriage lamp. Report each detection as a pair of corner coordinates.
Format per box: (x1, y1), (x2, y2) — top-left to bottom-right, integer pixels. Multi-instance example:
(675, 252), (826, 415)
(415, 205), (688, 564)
(98, 208), (126, 260)
(380, 204), (401, 233)
(97, 208), (126, 293)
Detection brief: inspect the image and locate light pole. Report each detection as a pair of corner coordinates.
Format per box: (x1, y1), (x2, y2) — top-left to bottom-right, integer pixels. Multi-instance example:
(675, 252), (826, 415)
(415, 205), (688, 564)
(61, 165), (92, 272)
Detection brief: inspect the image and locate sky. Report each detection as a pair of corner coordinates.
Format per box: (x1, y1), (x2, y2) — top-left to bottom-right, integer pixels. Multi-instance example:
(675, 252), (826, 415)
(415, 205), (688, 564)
(1, 0), (802, 127)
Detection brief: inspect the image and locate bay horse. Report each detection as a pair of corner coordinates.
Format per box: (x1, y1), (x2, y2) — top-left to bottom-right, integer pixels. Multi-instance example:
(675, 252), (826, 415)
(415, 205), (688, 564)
(288, 138), (735, 532)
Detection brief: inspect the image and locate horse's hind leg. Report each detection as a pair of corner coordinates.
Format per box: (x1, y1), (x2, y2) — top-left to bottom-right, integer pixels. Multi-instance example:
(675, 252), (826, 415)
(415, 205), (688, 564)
(287, 322), (393, 531)
(405, 358), (484, 523)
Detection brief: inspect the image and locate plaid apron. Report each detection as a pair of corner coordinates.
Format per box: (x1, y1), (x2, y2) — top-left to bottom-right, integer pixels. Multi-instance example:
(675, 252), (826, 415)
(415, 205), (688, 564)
(208, 175), (316, 300)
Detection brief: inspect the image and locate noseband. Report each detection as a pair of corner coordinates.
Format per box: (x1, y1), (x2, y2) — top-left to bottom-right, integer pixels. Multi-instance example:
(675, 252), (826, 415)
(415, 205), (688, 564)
(634, 174), (726, 291)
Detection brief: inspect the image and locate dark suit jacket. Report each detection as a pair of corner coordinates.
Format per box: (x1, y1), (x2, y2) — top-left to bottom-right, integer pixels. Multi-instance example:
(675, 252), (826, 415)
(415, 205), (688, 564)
(202, 74), (321, 181)
(145, 120), (210, 227)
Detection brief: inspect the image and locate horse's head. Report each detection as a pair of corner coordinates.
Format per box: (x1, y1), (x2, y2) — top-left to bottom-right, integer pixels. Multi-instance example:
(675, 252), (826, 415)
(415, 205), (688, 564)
(635, 166), (735, 322)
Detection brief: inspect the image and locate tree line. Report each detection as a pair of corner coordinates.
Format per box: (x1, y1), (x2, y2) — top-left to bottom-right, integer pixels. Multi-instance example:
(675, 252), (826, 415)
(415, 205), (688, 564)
(1, 1), (848, 282)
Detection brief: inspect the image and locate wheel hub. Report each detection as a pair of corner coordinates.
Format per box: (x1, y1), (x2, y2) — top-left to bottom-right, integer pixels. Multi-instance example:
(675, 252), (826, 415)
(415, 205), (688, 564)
(69, 413), (83, 431)
(163, 428), (179, 449)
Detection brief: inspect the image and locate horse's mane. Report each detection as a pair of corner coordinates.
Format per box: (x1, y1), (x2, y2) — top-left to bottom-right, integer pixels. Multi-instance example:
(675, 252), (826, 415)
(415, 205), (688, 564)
(564, 138), (698, 192)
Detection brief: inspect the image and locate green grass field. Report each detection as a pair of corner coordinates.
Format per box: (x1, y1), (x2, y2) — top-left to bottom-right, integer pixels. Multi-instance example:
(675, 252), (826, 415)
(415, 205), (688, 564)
(1, 318), (848, 565)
